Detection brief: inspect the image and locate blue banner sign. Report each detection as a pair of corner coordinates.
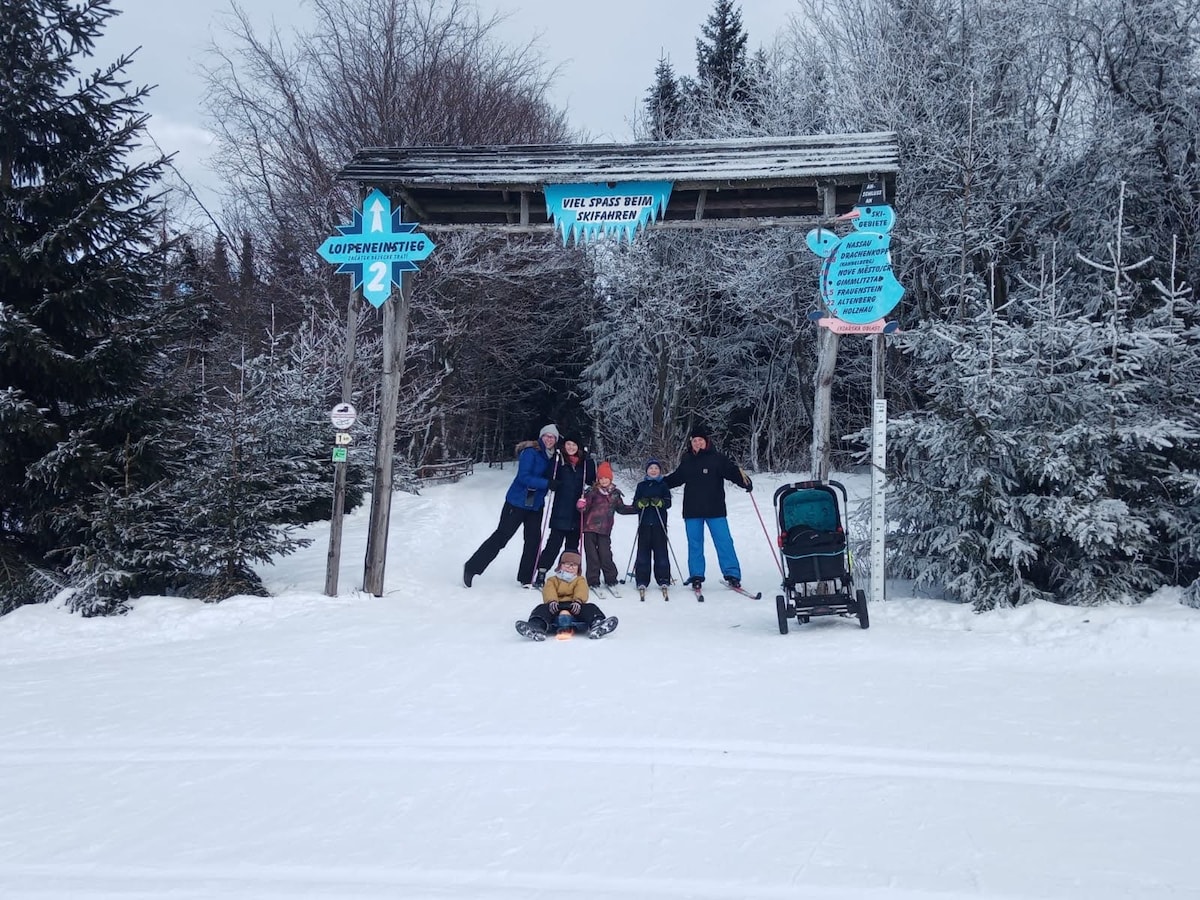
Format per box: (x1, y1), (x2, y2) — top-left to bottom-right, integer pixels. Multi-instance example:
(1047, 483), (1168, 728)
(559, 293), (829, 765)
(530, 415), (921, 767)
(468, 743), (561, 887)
(545, 181), (673, 244)
(317, 189), (436, 307)
(806, 202), (904, 325)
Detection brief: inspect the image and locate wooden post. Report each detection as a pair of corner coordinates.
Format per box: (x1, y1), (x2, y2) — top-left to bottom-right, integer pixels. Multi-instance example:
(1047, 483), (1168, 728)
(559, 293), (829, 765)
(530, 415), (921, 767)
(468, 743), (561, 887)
(324, 286), (360, 597)
(810, 183), (839, 482)
(362, 266), (414, 597)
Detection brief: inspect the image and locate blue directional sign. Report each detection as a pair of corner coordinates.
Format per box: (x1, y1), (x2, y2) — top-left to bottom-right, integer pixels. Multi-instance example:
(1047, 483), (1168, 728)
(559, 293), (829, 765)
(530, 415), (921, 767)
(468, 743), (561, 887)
(317, 189), (436, 307)
(806, 203), (904, 325)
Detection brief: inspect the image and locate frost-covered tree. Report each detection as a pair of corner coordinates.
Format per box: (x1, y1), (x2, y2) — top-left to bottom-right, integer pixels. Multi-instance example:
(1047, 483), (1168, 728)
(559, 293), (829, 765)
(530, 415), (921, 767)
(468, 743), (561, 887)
(161, 335), (336, 600)
(644, 55), (683, 140)
(693, 0), (751, 113)
(1070, 0), (1200, 302)
(0, 0), (181, 612)
(203, 0), (578, 463)
(890, 203), (1199, 610)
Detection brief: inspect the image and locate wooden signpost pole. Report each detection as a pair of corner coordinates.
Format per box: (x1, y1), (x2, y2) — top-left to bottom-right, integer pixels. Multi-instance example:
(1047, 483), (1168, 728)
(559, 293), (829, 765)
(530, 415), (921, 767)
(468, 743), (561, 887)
(324, 285), (361, 597)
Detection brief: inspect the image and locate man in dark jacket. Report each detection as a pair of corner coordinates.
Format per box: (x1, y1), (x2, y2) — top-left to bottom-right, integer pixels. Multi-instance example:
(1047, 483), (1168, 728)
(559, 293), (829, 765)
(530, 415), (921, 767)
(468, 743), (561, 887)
(464, 423), (559, 587)
(663, 424), (753, 588)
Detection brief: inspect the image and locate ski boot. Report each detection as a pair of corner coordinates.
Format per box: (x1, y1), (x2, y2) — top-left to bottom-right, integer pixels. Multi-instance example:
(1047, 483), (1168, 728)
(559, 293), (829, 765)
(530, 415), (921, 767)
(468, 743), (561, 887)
(587, 616), (619, 639)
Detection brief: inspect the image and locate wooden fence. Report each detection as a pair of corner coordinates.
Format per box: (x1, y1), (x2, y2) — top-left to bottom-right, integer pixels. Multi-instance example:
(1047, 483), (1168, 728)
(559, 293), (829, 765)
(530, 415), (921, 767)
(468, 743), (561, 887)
(415, 458), (474, 484)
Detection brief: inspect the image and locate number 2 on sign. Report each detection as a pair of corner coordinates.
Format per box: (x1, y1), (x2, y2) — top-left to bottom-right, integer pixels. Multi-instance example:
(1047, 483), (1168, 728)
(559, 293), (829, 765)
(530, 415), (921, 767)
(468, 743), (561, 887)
(367, 261), (388, 292)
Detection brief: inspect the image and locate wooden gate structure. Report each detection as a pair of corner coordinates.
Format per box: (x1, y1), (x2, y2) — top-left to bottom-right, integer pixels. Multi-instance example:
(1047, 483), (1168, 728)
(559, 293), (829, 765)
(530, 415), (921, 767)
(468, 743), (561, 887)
(329, 132), (900, 596)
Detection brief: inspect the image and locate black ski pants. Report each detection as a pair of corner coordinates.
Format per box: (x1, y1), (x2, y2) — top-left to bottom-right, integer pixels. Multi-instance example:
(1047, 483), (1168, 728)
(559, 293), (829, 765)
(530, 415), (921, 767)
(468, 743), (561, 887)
(465, 501), (544, 584)
(527, 601), (606, 633)
(583, 531), (619, 586)
(535, 527), (581, 575)
(634, 527), (671, 587)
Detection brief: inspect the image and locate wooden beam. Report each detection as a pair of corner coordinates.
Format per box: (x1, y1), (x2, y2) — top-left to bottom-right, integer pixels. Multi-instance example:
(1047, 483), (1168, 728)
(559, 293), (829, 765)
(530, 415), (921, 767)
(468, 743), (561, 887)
(419, 213), (827, 234)
(669, 194), (818, 213)
(392, 186), (429, 221)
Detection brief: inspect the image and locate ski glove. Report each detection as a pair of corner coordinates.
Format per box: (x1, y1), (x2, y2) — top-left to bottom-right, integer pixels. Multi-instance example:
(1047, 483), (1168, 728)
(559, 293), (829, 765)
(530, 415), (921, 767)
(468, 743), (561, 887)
(743, 476), (753, 492)
(636, 499), (649, 509)
(569, 601), (582, 615)
(576, 498), (587, 510)
(548, 601), (560, 614)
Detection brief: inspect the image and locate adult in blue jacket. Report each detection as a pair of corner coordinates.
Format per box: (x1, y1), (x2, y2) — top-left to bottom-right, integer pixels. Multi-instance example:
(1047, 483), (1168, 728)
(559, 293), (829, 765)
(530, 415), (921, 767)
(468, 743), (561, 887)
(464, 424), (559, 587)
(663, 423), (753, 588)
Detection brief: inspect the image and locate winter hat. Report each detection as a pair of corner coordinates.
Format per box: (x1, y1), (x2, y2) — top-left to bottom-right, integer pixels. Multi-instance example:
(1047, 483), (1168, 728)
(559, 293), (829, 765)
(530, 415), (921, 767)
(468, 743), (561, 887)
(597, 461), (614, 480)
(558, 550), (581, 567)
(645, 457), (662, 473)
(689, 422), (711, 440)
(539, 423), (560, 441)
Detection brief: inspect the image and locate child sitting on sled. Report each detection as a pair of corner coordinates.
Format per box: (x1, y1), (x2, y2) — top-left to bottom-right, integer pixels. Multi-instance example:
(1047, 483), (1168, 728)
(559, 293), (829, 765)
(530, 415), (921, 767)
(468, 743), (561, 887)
(515, 551), (618, 641)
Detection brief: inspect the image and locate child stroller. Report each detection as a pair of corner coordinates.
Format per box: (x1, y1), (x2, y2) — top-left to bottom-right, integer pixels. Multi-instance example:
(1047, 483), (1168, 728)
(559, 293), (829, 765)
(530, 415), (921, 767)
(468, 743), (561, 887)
(772, 480), (869, 633)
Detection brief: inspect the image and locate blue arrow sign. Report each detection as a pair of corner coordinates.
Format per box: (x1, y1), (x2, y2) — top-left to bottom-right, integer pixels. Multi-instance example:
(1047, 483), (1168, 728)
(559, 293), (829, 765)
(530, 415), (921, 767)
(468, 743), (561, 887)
(316, 189), (436, 307)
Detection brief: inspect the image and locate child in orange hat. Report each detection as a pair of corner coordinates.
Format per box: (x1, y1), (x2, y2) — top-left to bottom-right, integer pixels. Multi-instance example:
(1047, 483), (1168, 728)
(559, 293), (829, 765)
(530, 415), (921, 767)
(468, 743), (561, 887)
(577, 461), (631, 591)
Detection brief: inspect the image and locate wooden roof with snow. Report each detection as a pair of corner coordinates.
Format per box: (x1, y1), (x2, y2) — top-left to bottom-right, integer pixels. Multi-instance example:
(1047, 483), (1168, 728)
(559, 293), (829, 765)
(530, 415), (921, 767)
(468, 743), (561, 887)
(336, 132), (899, 232)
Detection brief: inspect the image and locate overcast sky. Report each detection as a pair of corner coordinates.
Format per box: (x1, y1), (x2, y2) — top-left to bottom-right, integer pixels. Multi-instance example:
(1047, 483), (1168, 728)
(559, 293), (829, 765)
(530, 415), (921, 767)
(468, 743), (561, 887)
(96, 0), (800, 210)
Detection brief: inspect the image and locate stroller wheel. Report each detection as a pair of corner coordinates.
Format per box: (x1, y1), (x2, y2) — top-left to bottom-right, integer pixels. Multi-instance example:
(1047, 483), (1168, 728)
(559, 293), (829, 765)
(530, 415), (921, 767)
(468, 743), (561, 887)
(856, 589), (870, 629)
(775, 594), (789, 635)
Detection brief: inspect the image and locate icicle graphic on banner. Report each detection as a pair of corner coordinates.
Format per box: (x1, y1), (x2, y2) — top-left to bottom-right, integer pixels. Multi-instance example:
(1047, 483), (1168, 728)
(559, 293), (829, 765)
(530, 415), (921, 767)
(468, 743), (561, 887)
(544, 182), (673, 245)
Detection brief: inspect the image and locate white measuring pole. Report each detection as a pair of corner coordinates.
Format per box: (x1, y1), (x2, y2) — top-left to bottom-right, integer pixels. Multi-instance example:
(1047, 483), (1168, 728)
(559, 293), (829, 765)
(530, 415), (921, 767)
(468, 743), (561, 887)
(870, 398), (887, 604)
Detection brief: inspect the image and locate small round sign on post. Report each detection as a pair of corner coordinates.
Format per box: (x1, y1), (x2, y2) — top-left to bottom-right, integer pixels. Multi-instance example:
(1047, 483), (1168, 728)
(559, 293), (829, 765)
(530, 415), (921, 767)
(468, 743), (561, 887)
(330, 402), (357, 430)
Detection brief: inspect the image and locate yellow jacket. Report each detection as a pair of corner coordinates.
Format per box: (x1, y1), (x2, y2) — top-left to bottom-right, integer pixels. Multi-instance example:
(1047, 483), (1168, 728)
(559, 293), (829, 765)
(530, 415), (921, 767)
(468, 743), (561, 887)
(541, 573), (589, 604)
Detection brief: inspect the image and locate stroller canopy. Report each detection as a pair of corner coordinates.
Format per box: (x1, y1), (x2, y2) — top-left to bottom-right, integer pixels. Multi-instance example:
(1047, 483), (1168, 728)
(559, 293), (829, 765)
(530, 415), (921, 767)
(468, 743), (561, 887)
(779, 486), (841, 534)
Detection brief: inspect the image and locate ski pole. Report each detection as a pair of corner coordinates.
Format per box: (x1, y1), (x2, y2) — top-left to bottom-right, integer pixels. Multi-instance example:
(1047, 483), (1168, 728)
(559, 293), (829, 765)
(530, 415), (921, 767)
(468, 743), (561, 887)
(532, 453), (561, 575)
(748, 489), (786, 579)
(655, 505), (686, 585)
(623, 506), (644, 580)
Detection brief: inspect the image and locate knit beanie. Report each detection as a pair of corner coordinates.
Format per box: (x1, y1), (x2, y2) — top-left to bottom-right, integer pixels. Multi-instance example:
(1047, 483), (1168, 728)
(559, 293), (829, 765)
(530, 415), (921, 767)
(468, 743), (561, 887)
(689, 422), (711, 440)
(645, 457), (662, 473)
(539, 423), (560, 441)
(597, 461), (614, 480)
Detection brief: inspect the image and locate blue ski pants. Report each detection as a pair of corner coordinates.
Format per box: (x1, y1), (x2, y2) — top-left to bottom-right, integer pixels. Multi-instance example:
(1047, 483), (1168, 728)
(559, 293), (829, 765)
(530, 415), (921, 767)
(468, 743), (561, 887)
(684, 517), (740, 582)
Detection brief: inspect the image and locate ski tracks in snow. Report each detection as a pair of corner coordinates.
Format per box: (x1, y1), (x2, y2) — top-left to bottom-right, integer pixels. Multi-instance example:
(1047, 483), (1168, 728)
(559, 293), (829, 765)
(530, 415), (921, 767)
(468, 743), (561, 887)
(0, 860), (1037, 900)
(2, 735), (1197, 796)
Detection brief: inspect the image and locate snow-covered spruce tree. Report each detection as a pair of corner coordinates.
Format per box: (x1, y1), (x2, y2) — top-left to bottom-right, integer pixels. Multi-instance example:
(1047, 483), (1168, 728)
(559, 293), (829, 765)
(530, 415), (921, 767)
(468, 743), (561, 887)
(890, 233), (1198, 610)
(162, 334), (331, 600)
(0, 0), (182, 613)
(1076, 197), (1200, 598)
(644, 56), (684, 141)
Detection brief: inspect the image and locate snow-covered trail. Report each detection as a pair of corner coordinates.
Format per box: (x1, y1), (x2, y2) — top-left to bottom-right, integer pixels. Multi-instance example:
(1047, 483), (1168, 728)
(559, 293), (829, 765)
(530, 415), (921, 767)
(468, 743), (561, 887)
(1, 469), (1198, 899)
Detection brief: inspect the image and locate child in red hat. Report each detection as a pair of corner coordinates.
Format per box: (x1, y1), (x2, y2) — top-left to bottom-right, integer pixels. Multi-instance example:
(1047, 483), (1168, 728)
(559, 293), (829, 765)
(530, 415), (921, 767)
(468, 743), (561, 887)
(577, 461), (631, 590)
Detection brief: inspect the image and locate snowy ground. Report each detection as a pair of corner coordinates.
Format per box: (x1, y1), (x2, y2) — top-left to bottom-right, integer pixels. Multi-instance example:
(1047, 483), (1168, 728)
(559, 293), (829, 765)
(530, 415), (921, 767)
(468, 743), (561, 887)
(2, 466), (1199, 900)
